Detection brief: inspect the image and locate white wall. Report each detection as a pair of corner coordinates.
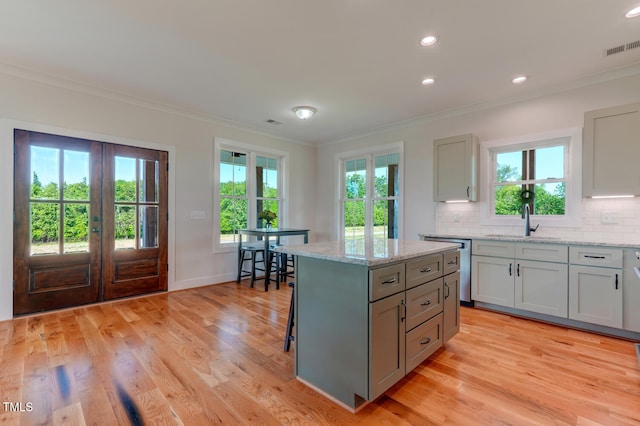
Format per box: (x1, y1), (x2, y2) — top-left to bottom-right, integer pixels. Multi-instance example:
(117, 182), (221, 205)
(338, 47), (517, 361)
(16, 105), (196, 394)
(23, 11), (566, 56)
(0, 70), (316, 321)
(314, 73), (640, 244)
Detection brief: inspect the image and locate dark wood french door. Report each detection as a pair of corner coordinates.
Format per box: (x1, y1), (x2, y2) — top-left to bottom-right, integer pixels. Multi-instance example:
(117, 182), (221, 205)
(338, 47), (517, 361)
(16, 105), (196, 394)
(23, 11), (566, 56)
(13, 129), (168, 316)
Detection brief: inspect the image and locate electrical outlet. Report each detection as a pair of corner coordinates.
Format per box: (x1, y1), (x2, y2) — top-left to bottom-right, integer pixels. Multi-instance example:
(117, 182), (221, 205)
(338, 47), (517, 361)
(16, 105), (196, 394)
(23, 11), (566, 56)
(601, 211), (619, 224)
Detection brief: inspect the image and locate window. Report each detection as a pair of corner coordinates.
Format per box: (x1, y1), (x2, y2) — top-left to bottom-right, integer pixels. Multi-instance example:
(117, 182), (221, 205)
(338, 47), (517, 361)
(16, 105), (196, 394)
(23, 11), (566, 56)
(493, 143), (566, 216)
(214, 140), (285, 249)
(340, 144), (402, 240)
(482, 128), (581, 228)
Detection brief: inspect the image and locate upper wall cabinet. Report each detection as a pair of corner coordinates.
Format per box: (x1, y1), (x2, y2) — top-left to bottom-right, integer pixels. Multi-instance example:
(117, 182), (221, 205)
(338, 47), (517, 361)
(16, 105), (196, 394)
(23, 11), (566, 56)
(433, 134), (478, 202)
(583, 103), (640, 197)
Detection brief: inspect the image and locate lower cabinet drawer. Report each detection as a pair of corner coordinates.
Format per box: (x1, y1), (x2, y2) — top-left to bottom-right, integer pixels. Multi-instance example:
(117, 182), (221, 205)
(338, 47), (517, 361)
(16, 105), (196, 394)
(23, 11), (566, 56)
(406, 313), (443, 372)
(405, 278), (443, 331)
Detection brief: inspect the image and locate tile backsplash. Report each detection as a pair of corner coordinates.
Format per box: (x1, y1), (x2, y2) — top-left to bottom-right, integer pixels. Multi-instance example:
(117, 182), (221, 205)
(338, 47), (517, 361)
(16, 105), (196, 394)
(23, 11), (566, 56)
(436, 197), (640, 245)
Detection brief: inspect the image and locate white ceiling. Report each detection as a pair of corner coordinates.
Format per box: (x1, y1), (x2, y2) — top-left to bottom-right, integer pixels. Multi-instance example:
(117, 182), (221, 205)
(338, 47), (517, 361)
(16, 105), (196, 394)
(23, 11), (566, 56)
(1, 1), (639, 144)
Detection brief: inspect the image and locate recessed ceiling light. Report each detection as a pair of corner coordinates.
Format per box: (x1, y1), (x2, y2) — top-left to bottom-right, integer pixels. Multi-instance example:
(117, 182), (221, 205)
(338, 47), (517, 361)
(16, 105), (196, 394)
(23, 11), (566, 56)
(421, 77), (435, 85)
(512, 75), (528, 84)
(420, 34), (438, 46)
(292, 106), (317, 120)
(626, 6), (640, 18)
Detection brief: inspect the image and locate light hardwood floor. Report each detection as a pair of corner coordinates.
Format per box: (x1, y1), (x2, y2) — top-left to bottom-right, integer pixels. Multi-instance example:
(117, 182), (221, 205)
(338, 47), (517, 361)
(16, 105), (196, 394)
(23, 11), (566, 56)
(1, 281), (639, 425)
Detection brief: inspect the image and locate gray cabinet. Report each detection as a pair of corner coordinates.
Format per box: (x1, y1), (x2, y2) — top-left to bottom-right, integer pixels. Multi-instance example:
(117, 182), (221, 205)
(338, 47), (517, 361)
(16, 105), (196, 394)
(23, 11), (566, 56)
(623, 248), (640, 332)
(370, 292), (405, 399)
(583, 103), (640, 197)
(433, 134), (478, 201)
(569, 246), (623, 328)
(443, 270), (460, 343)
(472, 240), (569, 317)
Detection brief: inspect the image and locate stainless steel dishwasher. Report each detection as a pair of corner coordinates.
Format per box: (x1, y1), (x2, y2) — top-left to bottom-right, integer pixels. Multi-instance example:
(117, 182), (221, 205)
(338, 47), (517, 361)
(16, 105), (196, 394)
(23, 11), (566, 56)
(420, 236), (473, 306)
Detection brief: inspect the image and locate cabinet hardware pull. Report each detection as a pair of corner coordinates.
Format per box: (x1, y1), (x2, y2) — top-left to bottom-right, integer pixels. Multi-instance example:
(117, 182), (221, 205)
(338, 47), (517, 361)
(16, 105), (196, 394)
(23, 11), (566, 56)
(517, 263), (520, 277)
(615, 273), (619, 290)
(382, 278), (396, 284)
(421, 299), (432, 306)
(584, 255), (606, 259)
(466, 186), (470, 198)
(509, 263), (512, 276)
(444, 282), (450, 299)
(448, 259), (457, 265)
(420, 337), (432, 345)
(400, 300), (406, 322)
(420, 267), (432, 273)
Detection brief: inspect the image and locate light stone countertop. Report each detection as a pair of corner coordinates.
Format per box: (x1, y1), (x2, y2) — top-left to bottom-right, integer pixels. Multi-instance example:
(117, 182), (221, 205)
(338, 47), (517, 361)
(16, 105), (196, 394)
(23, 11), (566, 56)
(419, 233), (640, 248)
(272, 238), (460, 267)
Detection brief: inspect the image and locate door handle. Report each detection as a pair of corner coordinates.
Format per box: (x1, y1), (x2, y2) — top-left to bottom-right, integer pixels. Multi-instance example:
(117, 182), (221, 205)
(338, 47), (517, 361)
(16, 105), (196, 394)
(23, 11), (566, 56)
(444, 282), (450, 299)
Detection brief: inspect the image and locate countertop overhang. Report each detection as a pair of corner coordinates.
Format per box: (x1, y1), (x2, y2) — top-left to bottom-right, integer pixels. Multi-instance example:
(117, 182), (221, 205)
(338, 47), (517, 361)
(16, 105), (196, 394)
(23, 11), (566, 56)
(272, 238), (459, 267)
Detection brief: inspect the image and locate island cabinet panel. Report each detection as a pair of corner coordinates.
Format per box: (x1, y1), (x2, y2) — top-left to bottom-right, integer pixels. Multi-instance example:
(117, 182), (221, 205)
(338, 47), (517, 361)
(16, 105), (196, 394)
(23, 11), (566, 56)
(443, 271), (460, 343)
(295, 257), (370, 408)
(369, 292), (405, 400)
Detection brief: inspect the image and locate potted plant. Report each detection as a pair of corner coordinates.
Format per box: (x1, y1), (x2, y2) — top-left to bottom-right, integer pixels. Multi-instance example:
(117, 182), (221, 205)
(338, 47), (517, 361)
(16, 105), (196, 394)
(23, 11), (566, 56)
(258, 209), (277, 229)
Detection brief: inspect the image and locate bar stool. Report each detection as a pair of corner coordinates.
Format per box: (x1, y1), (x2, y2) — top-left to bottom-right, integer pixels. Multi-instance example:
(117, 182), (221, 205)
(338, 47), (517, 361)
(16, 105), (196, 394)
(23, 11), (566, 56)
(236, 243), (279, 291)
(278, 253), (295, 282)
(284, 281), (295, 352)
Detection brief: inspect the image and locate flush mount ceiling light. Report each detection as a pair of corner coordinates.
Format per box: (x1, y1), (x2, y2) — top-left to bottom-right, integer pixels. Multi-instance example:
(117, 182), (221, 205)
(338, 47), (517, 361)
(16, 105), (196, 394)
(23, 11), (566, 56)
(420, 34), (438, 46)
(421, 77), (435, 85)
(626, 6), (640, 18)
(293, 106), (317, 120)
(512, 75), (528, 84)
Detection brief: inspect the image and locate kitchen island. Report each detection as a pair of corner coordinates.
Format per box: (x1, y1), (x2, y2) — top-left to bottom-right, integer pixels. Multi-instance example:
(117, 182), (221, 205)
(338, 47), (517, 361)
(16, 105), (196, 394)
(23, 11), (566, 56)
(273, 238), (460, 412)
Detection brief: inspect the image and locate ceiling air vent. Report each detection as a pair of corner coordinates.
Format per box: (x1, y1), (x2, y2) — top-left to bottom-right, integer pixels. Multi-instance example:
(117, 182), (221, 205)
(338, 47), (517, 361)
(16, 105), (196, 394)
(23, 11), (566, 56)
(604, 40), (640, 57)
(265, 119), (282, 125)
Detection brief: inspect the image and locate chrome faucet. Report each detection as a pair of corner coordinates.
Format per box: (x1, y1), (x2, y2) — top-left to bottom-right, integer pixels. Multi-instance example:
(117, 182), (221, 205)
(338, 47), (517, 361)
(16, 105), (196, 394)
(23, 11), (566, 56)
(521, 204), (539, 236)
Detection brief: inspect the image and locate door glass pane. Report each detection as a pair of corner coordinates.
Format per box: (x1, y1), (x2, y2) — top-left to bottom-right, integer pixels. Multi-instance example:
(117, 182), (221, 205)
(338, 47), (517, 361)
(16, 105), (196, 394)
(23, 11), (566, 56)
(139, 159), (159, 202)
(139, 206), (158, 248)
(496, 151), (523, 182)
(115, 205), (136, 249)
(64, 203), (89, 253)
(534, 183), (565, 215)
(495, 185), (522, 215)
(534, 146), (564, 180)
(31, 146), (60, 200)
(345, 159), (366, 199)
(374, 154), (399, 197)
(344, 200), (365, 240)
(63, 150), (90, 201)
(115, 156), (137, 202)
(30, 202), (59, 255)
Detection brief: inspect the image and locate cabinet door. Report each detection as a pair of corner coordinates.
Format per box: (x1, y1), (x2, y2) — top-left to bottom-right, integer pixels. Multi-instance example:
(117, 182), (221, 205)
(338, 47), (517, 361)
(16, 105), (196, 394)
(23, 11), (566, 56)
(583, 103), (640, 196)
(472, 256), (514, 307)
(569, 265), (622, 328)
(443, 271), (460, 343)
(515, 260), (568, 318)
(369, 292), (405, 400)
(433, 134), (478, 201)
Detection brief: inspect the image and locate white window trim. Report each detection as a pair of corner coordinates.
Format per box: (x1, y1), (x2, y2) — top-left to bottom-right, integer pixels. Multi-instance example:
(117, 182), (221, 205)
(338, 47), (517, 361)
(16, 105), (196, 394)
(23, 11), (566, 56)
(213, 137), (288, 253)
(335, 141), (404, 240)
(480, 127), (582, 228)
